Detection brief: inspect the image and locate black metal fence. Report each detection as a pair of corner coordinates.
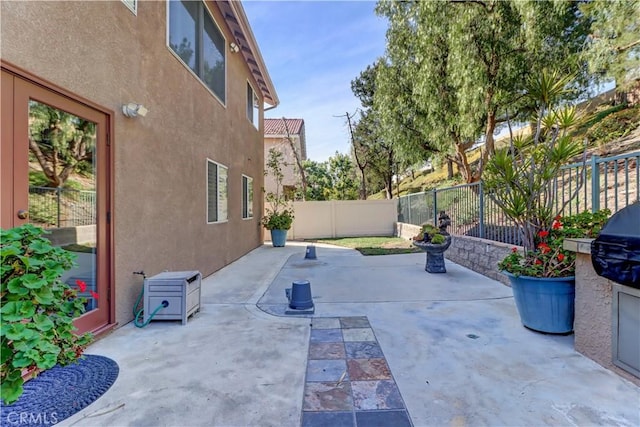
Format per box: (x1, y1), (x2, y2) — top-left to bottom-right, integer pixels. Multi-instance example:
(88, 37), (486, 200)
(398, 151), (640, 246)
(29, 186), (96, 228)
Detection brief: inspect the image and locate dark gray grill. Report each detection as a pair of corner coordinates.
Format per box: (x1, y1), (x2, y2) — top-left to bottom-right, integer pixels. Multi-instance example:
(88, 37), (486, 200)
(591, 202), (640, 288)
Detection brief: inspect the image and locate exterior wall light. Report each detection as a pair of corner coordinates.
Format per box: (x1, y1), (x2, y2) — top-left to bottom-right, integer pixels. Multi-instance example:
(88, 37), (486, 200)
(230, 42), (240, 53)
(122, 103), (148, 118)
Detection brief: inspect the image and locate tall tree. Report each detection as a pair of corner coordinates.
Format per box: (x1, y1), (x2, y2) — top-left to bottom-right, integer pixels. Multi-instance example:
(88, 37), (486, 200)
(302, 155), (359, 201)
(375, 0), (591, 183)
(302, 159), (332, 201)
(345, 111), (368, 199)
(352, 110), (398, 199)
(28, 102), (95, 187)
(351, 60), (431, 198)
(580, 0), (640, 90)
(327, 152), (359, 200)
(374, 53), (439, 167)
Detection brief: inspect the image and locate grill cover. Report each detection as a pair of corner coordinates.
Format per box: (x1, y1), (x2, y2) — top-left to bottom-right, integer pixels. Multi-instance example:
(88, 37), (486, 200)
(591, 203), (640, 288)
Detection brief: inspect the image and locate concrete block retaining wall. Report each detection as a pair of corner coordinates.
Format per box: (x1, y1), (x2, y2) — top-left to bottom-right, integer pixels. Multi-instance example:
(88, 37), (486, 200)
(47, 225), (96, 246)
(396, 222), (515, 286)
(446, 235), (515, 286)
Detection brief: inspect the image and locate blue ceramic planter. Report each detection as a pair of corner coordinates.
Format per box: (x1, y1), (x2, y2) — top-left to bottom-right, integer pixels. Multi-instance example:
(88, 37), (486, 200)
(270, 229), (288, 247)
(503, 271), (575, 334)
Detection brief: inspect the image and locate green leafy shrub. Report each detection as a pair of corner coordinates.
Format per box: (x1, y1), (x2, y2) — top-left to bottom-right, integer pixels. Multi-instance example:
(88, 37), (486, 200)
(261, 209), (294, 230)
(262, 148), (295, 231)
(586, 106), (640, 146)
(1, 224), (93, 404)
(412, 223), (448, 244)
(430, 233), (446, 244)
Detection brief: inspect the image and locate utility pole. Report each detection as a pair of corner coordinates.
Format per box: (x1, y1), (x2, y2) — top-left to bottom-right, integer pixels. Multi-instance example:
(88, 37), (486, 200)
(343, 111), (368, 200)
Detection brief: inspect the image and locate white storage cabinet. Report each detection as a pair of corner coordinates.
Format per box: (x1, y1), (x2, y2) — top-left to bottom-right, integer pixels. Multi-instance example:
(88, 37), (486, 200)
(143, 271), (201, 325)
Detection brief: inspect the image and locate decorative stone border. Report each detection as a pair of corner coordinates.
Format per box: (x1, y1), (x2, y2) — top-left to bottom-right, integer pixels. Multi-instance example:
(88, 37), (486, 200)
(301, 316), (413, 427)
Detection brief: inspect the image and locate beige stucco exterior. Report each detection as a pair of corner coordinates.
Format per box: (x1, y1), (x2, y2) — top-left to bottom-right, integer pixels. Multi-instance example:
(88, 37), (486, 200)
(264, 136), (304, 196)
(565, 239), (640, 386)
(1, 1), (275, 328)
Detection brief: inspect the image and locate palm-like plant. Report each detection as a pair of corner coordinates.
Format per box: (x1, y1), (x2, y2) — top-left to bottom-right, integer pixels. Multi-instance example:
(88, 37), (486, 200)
(484, 70), (585, 255)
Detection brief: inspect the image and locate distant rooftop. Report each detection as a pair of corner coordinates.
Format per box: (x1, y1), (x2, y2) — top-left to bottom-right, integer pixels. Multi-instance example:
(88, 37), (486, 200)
(264, 118), (304, 136)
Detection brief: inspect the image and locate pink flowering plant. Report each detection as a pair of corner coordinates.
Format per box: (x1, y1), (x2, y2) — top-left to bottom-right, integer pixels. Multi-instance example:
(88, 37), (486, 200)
(498, 209), (610, 278)
(1, 224), (94, 404)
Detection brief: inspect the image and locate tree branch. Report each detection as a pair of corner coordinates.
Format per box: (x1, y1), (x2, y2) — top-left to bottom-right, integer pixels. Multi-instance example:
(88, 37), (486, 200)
(616, 38), (640, 53)
(28, 135), (58, 186)
(282, 117), (307, 201)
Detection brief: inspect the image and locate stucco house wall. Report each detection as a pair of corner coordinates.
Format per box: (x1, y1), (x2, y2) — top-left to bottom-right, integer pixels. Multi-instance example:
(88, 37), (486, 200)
(264, 136), (303, 195)
(263, 118), (306, 200)
(1, 1), (276, 328)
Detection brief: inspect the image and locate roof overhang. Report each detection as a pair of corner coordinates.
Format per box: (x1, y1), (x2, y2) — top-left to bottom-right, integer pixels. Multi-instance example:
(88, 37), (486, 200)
(216, 0), (279, 107)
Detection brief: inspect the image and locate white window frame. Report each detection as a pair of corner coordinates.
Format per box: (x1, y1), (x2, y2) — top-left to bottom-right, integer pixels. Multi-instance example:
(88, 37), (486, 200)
(242, 175), (254, 219)
(122, 0), (137, 15)
(167, 0), (227, 106)
(246, 82), (260, 129)
(206, 159), (228, 224)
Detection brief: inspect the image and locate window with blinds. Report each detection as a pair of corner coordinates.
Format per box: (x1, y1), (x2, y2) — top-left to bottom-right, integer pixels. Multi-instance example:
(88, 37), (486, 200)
(242, 175), (253, 219)
(247, 83), (259, 129)
(207, 159), (228, 223)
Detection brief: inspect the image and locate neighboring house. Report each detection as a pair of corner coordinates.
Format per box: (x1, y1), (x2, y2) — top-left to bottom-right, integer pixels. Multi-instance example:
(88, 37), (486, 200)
(263, 118), (307, 200)
(1, 0), (278, 335)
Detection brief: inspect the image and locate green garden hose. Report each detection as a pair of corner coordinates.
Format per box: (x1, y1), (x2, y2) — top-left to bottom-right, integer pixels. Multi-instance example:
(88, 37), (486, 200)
(132, 271), (168, 328)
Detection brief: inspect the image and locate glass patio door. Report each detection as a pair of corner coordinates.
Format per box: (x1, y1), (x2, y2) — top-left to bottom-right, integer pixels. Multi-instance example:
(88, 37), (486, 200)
(1, 69), (111, 335)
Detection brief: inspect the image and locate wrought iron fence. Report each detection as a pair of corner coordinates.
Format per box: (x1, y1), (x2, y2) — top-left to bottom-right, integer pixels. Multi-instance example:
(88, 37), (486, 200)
(29, 186), (96, 228)
(398, 151), (640, 246)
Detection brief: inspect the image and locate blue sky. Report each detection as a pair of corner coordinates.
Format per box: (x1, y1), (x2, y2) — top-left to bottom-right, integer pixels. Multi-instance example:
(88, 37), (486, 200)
(243, 0), (387, 162)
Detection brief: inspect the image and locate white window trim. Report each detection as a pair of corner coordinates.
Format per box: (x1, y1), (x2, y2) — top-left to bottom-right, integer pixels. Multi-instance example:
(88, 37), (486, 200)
(242, 174), (254, 220)
(246, 81), (260, 130)
(166, 0), (227, 108)
(122, 0), (137, 15)
(206, 158), (229, 224)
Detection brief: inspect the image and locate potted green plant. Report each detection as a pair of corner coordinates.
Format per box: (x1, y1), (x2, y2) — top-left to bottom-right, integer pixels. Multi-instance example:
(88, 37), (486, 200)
(262, 148), (295, 247)
(1, 224), (93, 404)
(412, 223), (449, 244)
(412, 212), (452, 273)
(484, 70), (610, 333)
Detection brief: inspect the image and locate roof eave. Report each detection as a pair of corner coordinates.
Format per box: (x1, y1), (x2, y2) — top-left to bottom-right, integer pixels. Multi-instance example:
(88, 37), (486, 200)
(219, 0), (279, 108)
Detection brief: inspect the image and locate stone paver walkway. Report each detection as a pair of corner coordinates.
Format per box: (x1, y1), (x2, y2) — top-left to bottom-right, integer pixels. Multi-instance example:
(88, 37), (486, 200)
(302, 316), (412, 427)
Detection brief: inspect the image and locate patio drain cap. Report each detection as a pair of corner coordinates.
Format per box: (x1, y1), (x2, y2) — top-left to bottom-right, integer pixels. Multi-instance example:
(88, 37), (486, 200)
(305, 245), (317, 260)
(285, 280), (314, 315)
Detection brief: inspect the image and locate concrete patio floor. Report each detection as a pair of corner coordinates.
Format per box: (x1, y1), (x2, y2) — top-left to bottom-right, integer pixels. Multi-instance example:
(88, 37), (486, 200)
(62, 242), (640, 427)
